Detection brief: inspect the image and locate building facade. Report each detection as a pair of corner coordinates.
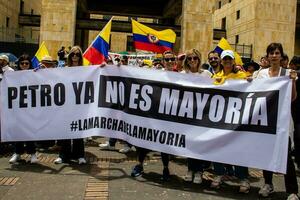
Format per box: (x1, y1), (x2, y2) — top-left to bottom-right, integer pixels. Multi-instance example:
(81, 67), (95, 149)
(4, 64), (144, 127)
(214, 0), (299, 60)
(0, 0), (299, 62)
(0, 0), (40, 43)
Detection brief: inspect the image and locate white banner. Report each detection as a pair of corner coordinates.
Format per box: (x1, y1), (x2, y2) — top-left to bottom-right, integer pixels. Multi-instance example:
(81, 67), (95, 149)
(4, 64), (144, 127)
(0, 66), (292, 173)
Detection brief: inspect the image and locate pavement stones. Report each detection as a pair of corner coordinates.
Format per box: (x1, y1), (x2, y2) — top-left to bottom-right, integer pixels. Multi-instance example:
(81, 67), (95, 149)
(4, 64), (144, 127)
(0, 138), (299, 200)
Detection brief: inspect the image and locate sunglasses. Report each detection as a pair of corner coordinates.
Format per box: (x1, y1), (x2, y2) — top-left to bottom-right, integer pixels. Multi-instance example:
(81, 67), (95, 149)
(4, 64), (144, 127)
(20, 61), (30, 65)
(164, 57), (176, 62)
(187, 56), (199, 61)
(209, 57), (219, 61)
(70, 52), (81, 57)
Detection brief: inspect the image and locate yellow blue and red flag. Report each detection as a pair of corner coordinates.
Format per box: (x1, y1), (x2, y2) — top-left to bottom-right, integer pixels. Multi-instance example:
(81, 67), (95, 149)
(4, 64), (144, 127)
(83, 17), (113, 65)
(31, 41), (50, 68)
(214, 37), (244, 66)
(132, 19), (176, 54)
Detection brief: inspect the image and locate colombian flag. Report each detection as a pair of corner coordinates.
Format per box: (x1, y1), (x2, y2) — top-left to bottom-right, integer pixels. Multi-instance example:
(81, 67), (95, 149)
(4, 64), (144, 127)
(214, 37), (244, 66)
(31, 41), (50, 68)
(83, 18), (112, 65)
(132, 19), (176, 53)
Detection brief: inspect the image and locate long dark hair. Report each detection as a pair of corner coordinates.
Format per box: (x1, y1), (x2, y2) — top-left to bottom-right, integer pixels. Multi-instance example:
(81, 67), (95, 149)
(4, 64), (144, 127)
(17, 54), (32, 70)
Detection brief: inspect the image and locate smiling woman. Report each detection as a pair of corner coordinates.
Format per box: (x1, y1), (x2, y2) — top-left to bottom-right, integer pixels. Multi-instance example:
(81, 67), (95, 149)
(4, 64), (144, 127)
(212, 50), (247, 84)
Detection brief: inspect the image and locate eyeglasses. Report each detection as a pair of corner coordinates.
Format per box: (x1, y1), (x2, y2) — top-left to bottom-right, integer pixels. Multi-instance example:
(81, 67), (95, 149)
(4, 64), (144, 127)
(20, 61), (30, 65)
(209, 57), (219, 61)
(70, 52), (81, 57)
(187, 56), (199, 61)
(164, 57), (176, 62)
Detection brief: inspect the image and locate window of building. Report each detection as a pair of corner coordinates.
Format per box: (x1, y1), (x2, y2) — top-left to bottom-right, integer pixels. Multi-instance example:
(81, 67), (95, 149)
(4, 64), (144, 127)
(235, 35), (239, 44)
(218, 1), (222, 9)
(6, 17), (10, 28)
(31, 9), (34, 15)
(20, 1), (24, 14)
(236, 10), (240, 20)
(221, 17), (226, 30)
(126, 35), (134, 52)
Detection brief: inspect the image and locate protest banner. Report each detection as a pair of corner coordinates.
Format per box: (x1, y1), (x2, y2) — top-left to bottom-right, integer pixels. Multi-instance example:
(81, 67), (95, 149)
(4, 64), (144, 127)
(0, 66), (291, 173)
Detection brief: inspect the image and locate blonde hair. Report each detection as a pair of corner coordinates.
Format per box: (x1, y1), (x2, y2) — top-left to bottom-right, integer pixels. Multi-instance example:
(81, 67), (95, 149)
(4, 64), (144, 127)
(67, 46), (83, 67)
(183, 49), (202, 73)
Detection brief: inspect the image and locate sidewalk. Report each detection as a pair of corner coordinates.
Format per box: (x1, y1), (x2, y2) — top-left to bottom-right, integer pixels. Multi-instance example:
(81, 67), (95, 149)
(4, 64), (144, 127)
(0, 138), (297, 200)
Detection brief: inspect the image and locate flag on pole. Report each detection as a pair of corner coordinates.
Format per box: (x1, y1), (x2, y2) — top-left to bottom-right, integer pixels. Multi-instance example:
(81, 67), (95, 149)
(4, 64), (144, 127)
(131, 19), (176, 53)
(214, 37), (244, 66)
(31, 41), (50, 68)
(83, 17), (113, 65)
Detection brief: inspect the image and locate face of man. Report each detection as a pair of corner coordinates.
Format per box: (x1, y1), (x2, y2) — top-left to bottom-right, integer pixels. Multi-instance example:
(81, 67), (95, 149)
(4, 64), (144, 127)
(163, 53), (176, 71)
(208, 52), (220, 68)
(0, 59), (8, 68)
(41, 61), (55, 68)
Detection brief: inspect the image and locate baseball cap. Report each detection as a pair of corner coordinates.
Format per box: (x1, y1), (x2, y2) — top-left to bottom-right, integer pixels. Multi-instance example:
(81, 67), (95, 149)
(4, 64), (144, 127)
(220, 50), (235, 59)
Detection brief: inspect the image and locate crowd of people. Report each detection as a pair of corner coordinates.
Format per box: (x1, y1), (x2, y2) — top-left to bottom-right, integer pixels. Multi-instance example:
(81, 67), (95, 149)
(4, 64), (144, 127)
(0, 42), (300, 200)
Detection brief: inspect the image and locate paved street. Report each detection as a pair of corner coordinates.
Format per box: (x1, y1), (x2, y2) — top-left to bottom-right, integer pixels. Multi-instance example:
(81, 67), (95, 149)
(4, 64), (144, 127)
(0, 138), (299, 200)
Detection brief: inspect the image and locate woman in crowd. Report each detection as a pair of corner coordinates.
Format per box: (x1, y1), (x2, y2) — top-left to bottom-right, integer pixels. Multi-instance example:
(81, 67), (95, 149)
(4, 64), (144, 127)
(9, 54), (38, 164)
(210, 50), (250, 193)
(255, 43), (298, 200)
(181, 49), (212, 184)
(54, 46), (86, 165)
(131, 50), (177, 181)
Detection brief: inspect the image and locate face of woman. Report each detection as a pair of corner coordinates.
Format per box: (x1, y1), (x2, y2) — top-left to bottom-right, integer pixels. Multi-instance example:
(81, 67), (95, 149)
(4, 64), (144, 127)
(267, 48), (281, 66)
(221, 56), (234, 71)
(19, 60), (30, 70)
(187, 53), (199, 72)
(70, 50), (81, 64)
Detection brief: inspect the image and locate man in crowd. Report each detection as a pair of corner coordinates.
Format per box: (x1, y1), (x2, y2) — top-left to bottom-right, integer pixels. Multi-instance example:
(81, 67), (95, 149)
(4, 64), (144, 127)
(207, 51), (221, 74)
(57, 46), (67, 67)
(0, 55), (14, 80)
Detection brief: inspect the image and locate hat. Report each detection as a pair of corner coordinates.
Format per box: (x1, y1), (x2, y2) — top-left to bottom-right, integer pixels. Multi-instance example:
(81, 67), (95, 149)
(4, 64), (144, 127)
(0, 55), (9, 63)
(221, 50), (235, 59)
(41, 55), (55, 63)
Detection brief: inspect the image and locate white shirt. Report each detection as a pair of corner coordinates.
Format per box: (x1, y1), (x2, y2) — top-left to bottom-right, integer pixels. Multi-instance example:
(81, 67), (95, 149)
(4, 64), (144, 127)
(0, 65), (14, 80)
(255, 67), (294, 144)
(181, 69), (212, 78)
(255, 67), (290, 79)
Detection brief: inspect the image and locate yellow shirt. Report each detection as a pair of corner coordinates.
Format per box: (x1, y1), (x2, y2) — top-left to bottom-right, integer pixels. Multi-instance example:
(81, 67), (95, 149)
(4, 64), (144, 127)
(213, 70), (247, 85)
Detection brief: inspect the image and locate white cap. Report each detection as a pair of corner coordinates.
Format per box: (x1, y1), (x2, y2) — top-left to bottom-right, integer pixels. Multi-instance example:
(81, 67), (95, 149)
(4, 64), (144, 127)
(0, 55), (9, 63)
(220, 50), (235, 59)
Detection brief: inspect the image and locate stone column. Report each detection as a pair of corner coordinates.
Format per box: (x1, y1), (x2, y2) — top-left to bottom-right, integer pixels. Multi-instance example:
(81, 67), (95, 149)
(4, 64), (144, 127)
(181, 0), (214, 59)
(40, 0), (77, 59)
